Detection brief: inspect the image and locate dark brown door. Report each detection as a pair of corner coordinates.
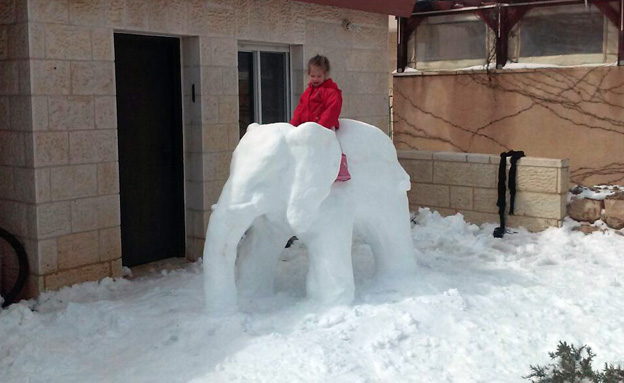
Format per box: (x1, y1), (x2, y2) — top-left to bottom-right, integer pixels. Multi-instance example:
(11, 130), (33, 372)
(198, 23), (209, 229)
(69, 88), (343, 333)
(114, 34), (185, 267)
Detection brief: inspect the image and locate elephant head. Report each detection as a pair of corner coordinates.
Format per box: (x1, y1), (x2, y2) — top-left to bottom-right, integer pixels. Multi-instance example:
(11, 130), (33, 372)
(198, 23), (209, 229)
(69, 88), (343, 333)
(203, 122), (342, 312)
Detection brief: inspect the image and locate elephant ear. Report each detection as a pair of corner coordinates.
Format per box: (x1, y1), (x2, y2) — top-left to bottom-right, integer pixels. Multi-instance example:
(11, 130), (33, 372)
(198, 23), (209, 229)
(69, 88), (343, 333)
(285, 122), (342, 234)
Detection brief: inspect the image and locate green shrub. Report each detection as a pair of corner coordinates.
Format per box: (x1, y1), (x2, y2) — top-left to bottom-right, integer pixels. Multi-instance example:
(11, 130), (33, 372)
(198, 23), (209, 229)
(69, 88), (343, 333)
(525, 341), (624, 383)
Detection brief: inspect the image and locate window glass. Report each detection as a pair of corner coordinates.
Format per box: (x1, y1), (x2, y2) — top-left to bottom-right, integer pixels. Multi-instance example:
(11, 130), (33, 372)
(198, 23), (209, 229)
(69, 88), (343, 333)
(238, 51), (255, 138)
(416, 17), (487, 62)
(260, 52), (288, 124)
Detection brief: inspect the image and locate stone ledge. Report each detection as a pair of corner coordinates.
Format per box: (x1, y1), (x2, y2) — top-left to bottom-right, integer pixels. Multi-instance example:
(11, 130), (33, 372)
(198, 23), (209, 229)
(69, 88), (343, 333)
(398, 150), (569, 168)
(397, 150), (433, 160)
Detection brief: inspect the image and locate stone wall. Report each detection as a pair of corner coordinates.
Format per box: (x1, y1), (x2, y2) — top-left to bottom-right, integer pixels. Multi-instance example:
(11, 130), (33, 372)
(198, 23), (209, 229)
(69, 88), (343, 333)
(393, 66), (624, 187)
(399, 150), (569, 231)
(0, 0), (389, 298)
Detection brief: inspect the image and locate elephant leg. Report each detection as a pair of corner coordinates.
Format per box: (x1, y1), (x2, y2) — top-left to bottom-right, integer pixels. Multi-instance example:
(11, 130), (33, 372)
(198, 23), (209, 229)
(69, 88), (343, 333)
(237, 215), (293, 298)
(298, 188), (355, 306)
(356, 195), (417, 278)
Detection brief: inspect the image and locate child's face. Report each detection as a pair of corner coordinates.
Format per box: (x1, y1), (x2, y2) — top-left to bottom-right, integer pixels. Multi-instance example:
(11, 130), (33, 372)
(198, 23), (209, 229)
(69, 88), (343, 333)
(308, 65), (327, 87)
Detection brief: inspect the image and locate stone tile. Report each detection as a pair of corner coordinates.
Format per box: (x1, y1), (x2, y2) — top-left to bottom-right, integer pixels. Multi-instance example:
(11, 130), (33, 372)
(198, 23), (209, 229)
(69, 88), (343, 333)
(147, 0), (187, 34)
(202, 124), (231, 151)
(97, 162), (119, 195)
(514, 166), (558, 193)
(201, 66), (224, 95)
(182, 36), (200, 67)
(71, 195), (120, 232)
(91, 28), (113, 61)
(0, 60), (18, 95)
(15, 275), (45, 301)
(342, 72), (388, 95)
(347, 94), (388, 117)
(0, 131), (25, 166)
(68, 0), (108, 26)
(9, 96), (32, 131)
(31, 96), (49, 131)
(28, 22), (46, 58)
(28, 0), (69, 23)
(0, 97), (8, 128)
(450, 186), (473, 210)
(99, 226), (121, 261)
(17, 59), (30, 94)
(125, 0), (149, 29)
(36, 201), (71, 238)
(203, 151), (231, 181)
(399, 159), (433, 183)
(473, 188), (499, 214)
(8, 22), (28, 59)
(57, 230), (100, 269)
(30, 60), (71, 95)
(45, 23), (91, 60)
(187, 0), (235, 36)
(0, 166), (13, 198)
(433, 152), (468, 162)
(410, 183), (450, 208)
(71, 62), (115, 95)
(48, 96), (94, 130)
(45, 262), (109, 290)
(201, 37), (237, 67)
(35, 168), (51, 202)
(0, 0), (16, 24)
(94, 96), (117, 130)
(201, 95), (218, 124)
(51, 164), (97, 201)
(514, 191), (566, 220)
(69, 129), (118, 164)
(13, 167), (36, 203)
(24, 238), (58, 275)
(33, 131), (69, 166)
(434, 161), (497, 188)
(218, 96), (238, 124)
(221, 67), (238, 96)
(346, 49), (387, 72)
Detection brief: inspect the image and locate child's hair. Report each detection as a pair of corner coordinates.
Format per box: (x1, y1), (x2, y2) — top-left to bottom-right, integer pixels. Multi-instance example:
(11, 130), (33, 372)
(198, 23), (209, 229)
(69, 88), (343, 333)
(307, 55), (331, 74)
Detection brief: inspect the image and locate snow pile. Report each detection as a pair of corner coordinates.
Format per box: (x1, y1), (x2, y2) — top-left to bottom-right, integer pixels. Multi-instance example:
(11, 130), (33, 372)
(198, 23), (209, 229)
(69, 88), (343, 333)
(2, 209), (624, 382)
(569, 185), (621, 202)
(203, 120), (415, 312)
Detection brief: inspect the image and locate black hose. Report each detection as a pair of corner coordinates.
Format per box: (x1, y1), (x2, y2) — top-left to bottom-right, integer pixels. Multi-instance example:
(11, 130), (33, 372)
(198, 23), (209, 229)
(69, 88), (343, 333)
(0, 227), (29, 308)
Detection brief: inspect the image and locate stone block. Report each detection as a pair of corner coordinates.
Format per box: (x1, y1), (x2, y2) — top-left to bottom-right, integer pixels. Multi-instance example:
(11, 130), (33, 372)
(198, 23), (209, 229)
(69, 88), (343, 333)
(45, 24), (91, 60)
(125, 0), (149, 29)
(57, 230), (99, 269)
(434, 161), (497, 188)
(45, 262), (109, 291)
(69, 129), (118, 164)
(99, 226), (121, 261)
(71, 195), (120, 232)
(24, 238), (58, 275)
(13, 167), (36, 203)
(36, 201), (71, 238)
(94, 96), (117, 130)
(28, 0), (69, 23)
(433, 152), (468, 162)
(0, 60), (18, 94)
(51, 164), (97, 201)
(221, 67), (238, 96)
(202, 37), (237, 67)
(467, 153), (492, 164)
(0, 131), (25, 166)
(33, 132), (69, 167)
(17, 59), (30, 94)
(201, 66), (224, 95)
(28, 22), (46, 58)
(411, 183), (450, 208)
(204, 178), (227, 207)
(346, 49), (387, 72)
(399, 159), (433, 183)
(8, 22), (28, 59)
(603, 194), (624, 230)
(0, 166), (12, 198)
(30, 60), (71, 95)
(514, 166), (558, 193)
(91, 28), (113, 61)
(473, 188), (499, 214)
(568, 198), (602, 223)
(518, 157), (568, 168)
(0, 0), (16, 24)
(71, 62), (115, 95)
(48, 96), (94, 130)
(451, 186), (473, 210)
(0, 200), (29, 237)
(0, 97), (8, 128)
(110, 258), (122, 278)
(9, 96), (32, 130)
(558, 167), (570, 194)
(342, 72), (388, 95)
(185, 237), (205, 261)
(185, 180), (204, 211)
(185, 125), (202, 154)
(182, 36), (200, 67)
(514, 191), (566, 220)
(31, 96), (48, 130)
(203, 151), (232, 181)
(146, 0), (187, 34)
(347, 94), (388, 118)
(35, 168), (51, 202)
(187, 0), (236, 36)
(0, 26), (7, 59)
(218, 96), (238, 123)
(68, 0), (108, 26)
(201, 95), (218, 124)
(97, 162), (119, 195)
(202, 124), (231, 151)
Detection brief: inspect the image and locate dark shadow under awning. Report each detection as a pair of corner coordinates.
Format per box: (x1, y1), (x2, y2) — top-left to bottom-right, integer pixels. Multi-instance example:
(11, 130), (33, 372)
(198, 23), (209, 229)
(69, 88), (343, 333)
(292, 0), (416, 17)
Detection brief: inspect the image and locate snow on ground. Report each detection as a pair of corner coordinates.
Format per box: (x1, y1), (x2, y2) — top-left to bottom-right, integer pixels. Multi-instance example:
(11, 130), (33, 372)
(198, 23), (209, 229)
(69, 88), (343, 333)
(2, 208), (624, 383)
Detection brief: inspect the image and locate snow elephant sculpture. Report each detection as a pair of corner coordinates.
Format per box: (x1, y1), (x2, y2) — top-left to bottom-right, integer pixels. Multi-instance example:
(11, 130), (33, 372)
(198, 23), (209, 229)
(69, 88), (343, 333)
(203, 119), (417, 312)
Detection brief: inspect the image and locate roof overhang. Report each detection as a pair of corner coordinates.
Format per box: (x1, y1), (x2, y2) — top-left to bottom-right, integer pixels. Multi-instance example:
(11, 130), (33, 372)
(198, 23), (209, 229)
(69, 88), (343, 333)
(292, 0), (416, 17)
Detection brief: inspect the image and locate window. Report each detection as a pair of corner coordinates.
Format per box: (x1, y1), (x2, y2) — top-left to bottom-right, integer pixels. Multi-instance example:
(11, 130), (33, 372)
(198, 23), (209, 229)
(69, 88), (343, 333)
(238, 45), (291, 137)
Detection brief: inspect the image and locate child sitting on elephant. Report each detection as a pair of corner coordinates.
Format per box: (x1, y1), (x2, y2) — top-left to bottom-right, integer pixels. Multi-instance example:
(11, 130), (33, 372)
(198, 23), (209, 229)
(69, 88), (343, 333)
(290, 55), (351, 182)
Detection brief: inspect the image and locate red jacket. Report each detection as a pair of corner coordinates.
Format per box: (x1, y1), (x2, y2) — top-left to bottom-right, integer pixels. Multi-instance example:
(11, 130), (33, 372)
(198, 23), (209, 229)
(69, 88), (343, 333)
(290, 78), (342, 129)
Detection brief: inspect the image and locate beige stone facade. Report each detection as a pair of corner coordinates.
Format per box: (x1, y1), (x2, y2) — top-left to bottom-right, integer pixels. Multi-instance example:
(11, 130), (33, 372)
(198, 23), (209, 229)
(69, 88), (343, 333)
(0, 0), (390, 298)
(392, 66), (624, 187)
(399, 150), (569, 231)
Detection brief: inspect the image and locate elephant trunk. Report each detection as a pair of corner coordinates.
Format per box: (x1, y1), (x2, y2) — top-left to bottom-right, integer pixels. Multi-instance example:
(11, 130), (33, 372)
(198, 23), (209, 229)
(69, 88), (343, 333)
(203, 199), (260, 313)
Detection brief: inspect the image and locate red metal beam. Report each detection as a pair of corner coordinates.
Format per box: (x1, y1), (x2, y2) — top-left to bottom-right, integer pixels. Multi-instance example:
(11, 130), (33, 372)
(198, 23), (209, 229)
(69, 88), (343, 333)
(292, 0), (417, 17)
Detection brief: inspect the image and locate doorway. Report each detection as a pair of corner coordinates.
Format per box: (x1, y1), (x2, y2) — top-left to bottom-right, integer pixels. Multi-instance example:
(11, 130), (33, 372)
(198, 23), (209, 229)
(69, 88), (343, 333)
(114, 33), (185, 267)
